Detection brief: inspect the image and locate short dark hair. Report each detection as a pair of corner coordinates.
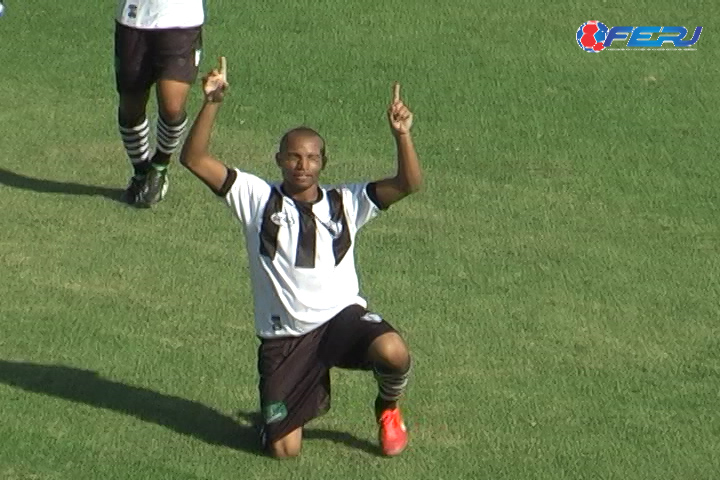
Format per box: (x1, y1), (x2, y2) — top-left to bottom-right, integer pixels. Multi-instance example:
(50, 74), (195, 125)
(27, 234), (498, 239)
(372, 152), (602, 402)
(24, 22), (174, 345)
(278, 126), (327, 166)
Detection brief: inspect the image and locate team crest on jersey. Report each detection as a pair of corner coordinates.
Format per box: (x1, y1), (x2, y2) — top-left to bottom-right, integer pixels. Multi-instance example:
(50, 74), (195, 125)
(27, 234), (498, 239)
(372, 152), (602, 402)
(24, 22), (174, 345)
(323, 220), (344, 239)
(270, 211), (294, 226)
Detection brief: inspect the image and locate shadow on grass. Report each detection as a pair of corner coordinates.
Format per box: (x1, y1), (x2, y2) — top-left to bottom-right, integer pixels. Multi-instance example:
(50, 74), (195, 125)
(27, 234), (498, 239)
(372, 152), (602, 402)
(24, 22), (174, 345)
(0, 360), (261, 454)
(0, 168), (124, 203)
(235, 410), (379, 456)
(0, 360), (379, 456)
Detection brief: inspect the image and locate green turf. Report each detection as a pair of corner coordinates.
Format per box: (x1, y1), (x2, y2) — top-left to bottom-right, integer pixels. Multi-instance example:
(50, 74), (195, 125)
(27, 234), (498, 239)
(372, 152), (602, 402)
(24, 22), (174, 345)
(0, 1), (718, 479)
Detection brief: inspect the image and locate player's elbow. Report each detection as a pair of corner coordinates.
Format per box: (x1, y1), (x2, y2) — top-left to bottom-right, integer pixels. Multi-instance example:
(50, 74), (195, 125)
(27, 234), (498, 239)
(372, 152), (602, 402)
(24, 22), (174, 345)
(179, 146), (195, 169)
(406, 180), (422, 194)
(402, 176), (423, 195)
(394, 174), (422, 196)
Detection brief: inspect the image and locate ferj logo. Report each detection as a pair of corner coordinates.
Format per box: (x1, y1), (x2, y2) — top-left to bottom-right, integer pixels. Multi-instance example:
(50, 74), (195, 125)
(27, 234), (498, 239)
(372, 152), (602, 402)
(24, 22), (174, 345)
(576, 21), (702, 52)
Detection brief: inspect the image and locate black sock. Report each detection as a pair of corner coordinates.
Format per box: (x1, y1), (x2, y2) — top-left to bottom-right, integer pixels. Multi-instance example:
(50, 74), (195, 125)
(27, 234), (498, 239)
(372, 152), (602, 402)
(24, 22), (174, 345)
(133, 160), (152, 177)
(375, 396), (396, 418)
(151, 151), (171, 168)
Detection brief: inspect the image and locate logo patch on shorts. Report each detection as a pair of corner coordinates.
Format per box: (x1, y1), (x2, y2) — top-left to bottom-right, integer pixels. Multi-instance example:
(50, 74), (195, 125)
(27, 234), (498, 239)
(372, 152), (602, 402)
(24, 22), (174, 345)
(361, 312), (383, 323)
(195, 49), (202, 67)
(263, 402), (288, 424)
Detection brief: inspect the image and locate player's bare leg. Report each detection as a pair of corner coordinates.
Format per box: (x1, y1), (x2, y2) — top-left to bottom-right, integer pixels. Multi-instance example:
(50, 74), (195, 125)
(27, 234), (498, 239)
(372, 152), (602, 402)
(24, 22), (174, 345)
(367, 332), (411, 456)
(137, 79), (192, 207)
(154, 79), (192, 165)
(118, 89), (152, 204)
(267, 426), (303, 459)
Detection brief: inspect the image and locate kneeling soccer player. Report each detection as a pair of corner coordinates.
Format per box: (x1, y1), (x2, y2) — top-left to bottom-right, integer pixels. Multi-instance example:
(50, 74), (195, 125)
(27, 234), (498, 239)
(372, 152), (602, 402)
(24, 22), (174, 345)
(180, 58), (422, 458)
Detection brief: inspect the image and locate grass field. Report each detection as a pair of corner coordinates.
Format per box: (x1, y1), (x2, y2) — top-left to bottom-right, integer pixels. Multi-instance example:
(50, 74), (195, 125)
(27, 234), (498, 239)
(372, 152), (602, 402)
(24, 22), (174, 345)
(1, 1), (719, 479)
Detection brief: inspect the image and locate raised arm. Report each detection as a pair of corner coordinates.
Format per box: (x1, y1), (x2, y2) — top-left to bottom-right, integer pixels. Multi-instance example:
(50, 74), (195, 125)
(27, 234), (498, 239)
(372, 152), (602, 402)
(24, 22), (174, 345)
(180, 56), (232, 194)
(371, 82), (423, 208)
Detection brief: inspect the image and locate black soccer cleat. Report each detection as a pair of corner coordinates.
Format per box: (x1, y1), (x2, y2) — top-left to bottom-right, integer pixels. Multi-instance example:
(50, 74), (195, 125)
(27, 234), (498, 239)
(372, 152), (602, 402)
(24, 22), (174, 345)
(136, 166), (169, 208)
(122, 175), (146, 205)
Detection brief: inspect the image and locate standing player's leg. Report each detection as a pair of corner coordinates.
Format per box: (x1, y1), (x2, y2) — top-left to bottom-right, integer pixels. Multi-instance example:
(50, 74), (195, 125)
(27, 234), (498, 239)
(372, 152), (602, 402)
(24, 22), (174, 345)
(115, 22), (154, 204)
(154, 79), (192, 166)
(137, 27), (201, 207)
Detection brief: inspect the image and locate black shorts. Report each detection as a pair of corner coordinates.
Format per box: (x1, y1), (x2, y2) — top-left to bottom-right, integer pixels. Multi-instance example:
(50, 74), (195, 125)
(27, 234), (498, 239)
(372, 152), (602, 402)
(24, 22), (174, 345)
(114, 22), (202, 93)
(257, 304), (397, 445)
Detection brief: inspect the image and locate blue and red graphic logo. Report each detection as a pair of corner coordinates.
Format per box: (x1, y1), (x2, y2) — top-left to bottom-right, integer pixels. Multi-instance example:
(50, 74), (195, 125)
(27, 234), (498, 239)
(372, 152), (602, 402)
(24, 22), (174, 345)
(576, 21), (702, 52)
(577, 21), (609, 52)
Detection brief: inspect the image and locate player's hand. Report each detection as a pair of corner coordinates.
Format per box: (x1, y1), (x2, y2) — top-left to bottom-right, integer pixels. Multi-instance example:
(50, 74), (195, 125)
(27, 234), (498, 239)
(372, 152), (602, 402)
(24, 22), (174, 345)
(202, 56), (229, 103)
(388, 82), (413, 136)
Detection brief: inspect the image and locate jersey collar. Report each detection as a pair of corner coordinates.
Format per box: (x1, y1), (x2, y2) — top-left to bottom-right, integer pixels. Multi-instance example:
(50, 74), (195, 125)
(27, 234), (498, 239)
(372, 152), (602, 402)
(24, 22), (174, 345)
(279, 184), (324, 206)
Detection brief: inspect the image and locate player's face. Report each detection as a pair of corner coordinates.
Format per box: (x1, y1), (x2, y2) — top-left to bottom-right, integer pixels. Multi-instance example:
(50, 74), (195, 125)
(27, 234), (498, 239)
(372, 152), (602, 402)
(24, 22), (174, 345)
(276, 134), (324, 192)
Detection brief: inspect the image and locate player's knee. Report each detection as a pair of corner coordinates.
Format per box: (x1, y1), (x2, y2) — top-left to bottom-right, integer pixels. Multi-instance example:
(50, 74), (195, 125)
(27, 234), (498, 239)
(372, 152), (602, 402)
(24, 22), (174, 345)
(159, 104), (187, 124)
(157, 89), (186, 122)
(268, 440), (301, 459)
(267, 428), (302, 459)
(118, 106), (146, 128)
(157, 80), (191, 121)
(371, 332), (410, 372)
(118, 92), (149, 126)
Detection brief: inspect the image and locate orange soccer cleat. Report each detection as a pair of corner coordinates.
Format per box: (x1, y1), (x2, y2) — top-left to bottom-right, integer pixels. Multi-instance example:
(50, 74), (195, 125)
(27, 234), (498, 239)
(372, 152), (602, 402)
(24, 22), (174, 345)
(377, 406), (408, 456)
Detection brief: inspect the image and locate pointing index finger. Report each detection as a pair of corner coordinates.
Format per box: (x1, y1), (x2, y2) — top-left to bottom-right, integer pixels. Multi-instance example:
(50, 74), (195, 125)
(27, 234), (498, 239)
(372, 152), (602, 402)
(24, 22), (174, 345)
(220, 56), (227, 78)
(392, 82), (400, 104)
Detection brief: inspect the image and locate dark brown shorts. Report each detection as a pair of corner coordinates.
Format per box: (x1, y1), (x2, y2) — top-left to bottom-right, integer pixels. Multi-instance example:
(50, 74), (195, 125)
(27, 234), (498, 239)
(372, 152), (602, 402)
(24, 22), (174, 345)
(114, 22), (202, 93)
(257, 304), (397, 446)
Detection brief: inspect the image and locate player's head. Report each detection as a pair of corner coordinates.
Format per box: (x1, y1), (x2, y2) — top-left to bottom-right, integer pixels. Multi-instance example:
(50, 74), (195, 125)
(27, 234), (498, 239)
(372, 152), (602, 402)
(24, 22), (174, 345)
(276, 126), (327, 193)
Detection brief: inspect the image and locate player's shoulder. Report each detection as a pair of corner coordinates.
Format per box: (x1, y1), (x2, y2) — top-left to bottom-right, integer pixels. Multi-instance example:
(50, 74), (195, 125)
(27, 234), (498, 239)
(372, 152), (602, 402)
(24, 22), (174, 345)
(324, 181), (386, 211)
(325, 181), (370, 196)
(231, 168), (269, 184)
(224, 168), (273, 197)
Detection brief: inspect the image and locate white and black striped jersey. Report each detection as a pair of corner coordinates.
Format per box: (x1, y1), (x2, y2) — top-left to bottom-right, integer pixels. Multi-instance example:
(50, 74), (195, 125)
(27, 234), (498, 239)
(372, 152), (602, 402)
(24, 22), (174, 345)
(222, 168), (385, 338)
(116, 0), (204, 29)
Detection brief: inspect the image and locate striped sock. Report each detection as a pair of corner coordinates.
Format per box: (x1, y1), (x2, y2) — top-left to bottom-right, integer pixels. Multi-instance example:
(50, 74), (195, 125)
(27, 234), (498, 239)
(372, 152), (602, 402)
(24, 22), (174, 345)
(154, 114), (188, 165)
(374, 361), (411, 403)
(119, 116), (151, 177)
